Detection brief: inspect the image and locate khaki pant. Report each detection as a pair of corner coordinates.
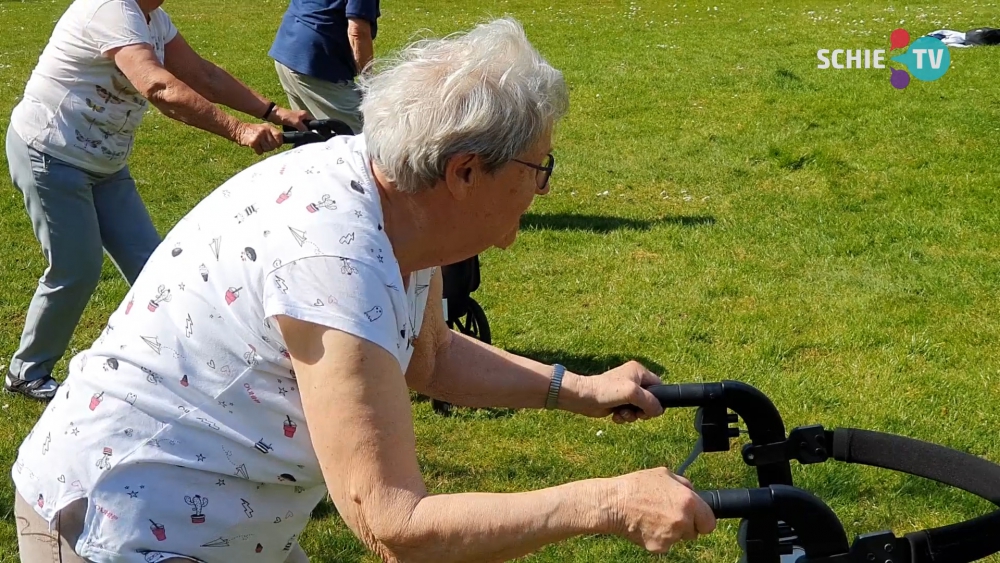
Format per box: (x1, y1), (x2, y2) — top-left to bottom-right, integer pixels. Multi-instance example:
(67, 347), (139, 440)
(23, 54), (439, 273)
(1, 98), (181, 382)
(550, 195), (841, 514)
(274, 61), (364, 134)
(14, 491), (310, 563)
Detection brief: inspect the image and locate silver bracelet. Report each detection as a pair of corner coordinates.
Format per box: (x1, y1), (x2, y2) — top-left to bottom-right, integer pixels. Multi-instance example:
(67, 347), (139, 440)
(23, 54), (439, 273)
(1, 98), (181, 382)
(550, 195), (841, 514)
(545, 364), (566, 410)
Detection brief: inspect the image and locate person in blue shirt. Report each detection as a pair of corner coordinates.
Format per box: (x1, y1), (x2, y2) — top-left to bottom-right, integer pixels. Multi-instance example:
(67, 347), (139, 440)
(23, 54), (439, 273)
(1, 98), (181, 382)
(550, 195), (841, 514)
(269, 0), (380, 133)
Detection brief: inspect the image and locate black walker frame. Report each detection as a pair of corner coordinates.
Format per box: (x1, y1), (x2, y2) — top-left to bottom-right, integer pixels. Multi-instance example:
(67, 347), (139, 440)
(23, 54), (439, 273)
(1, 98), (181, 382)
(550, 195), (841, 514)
(638, 381), (1000, 562)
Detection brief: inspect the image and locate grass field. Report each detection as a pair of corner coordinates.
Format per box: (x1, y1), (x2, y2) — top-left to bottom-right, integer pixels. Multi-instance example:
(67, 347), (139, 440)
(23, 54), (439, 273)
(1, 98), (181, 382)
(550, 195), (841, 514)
(3, 0), (1000, 561)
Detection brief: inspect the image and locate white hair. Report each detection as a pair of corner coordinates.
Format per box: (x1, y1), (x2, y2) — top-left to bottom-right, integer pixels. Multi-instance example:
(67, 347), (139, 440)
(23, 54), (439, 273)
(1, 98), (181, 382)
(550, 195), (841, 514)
(357, 17), (569, 193)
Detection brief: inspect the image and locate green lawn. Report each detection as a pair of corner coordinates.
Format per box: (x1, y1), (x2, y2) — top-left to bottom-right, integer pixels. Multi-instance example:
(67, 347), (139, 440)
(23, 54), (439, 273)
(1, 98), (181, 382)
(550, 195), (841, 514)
(3, 0), (1000, 561)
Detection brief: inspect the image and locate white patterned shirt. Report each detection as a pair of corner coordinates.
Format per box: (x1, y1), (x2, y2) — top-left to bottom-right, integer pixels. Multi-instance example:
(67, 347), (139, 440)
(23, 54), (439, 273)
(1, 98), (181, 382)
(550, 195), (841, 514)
(12, 134), (435, 563)
(11, 0), (177, 174)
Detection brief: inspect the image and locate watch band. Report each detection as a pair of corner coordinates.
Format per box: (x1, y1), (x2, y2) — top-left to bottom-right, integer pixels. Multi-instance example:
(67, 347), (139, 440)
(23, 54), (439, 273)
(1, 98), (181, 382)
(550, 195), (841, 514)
(262, 101), (277, 120)
(545, 364), (566, 410)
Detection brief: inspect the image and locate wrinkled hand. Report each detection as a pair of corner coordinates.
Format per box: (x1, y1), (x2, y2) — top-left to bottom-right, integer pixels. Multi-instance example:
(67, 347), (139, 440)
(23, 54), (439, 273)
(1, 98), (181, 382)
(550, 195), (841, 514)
(562, 361), (664, 422)
(236, 122), (284, 155)
(270, 107), (312, 131)
(609, 467), (717, 553)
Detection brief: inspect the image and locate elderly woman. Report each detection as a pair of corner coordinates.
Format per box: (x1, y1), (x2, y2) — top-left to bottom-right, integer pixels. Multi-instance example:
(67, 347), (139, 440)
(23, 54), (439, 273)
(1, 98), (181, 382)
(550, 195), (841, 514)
(5, 0), (310, 401)
(11, 18), (715, 563)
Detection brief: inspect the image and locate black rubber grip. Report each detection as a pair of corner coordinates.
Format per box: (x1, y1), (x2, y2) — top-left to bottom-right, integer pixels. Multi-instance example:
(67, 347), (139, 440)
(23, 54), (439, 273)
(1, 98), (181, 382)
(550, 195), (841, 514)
(697, 488), (774, 520)
(907, 509), (1000, 563)
(647, 384), (712, 408)
(308, 118), (354, 136)
(281, 131), (327, 145)
(832, 428), (1000, 504)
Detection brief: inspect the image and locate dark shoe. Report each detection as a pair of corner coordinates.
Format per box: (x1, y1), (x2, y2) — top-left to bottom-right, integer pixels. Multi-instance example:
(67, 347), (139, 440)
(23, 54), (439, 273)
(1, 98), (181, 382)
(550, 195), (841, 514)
(5, 373), (59, 401)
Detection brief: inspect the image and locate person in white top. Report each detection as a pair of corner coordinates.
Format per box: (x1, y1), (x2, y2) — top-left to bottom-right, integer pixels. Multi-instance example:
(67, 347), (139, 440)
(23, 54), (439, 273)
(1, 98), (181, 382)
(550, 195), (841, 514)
(11, 17), (716, 563)
(4, 0), (311, 401)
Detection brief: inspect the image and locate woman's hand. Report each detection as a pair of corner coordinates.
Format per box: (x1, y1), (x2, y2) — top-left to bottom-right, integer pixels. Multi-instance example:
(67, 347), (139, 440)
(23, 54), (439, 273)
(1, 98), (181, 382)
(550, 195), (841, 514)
(608, 467), (717, 553)
(236, 122), (284, 154)
(270, 107), (312, 131)
(559, 361), (665, 422)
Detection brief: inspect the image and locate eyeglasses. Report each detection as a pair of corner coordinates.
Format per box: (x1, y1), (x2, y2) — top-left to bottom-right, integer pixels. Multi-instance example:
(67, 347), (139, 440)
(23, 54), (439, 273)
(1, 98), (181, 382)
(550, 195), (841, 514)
(512, 153), (555, 190)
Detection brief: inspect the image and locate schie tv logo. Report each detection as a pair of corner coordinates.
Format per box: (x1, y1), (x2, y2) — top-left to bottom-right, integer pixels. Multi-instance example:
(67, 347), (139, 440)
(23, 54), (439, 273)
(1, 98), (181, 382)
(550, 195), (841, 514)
(817, 28), (950, 89)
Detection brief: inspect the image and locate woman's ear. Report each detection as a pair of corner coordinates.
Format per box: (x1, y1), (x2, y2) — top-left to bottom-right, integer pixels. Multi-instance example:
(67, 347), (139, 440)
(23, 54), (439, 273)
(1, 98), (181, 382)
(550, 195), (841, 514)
(443, 153), (479, 201)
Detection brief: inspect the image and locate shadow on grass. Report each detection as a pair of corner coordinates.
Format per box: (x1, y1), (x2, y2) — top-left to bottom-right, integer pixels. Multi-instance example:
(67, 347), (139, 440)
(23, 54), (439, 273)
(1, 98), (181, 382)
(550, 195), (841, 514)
(520, 213), (715, 233)
(411, 392), (517, 420)
(310, 496), (341, 520)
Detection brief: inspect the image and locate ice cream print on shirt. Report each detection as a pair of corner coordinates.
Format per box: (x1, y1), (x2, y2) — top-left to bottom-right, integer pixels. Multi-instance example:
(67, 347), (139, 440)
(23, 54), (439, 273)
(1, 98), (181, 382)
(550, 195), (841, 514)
(9, 135), (436, 562)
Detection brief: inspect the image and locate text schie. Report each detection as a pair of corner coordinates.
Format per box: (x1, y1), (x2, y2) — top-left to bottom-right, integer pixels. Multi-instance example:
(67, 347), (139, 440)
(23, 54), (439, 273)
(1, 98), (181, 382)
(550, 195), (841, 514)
(817, 49), (887, 69)
(817, 49), (946, 71)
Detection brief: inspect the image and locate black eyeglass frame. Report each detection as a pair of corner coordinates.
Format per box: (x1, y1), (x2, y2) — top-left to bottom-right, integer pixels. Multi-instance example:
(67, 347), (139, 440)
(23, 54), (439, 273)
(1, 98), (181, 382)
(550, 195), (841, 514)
(512, 153), (555, 190)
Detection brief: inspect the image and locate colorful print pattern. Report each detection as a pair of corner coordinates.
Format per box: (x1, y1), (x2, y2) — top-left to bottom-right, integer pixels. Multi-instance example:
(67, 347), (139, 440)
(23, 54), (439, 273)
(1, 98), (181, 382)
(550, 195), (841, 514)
(11, 134), (435, 563)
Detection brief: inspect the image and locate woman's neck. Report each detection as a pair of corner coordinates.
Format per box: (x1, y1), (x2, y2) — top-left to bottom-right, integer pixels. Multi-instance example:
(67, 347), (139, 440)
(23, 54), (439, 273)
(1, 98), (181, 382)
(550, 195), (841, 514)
(369, 159), (485, 277)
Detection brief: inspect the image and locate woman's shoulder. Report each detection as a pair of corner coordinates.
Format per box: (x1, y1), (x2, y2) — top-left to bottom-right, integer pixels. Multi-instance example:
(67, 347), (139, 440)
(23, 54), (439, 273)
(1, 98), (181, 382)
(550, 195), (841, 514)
(263, 211), (393, 278)
(80, 0), (144, 20)
(270, 138), (384, 224)
(254, 154), (393, 272)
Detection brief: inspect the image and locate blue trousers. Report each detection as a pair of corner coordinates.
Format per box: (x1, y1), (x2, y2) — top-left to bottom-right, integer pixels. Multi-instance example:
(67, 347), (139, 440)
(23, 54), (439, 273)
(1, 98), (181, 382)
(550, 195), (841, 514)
(5, 124), (161, 382)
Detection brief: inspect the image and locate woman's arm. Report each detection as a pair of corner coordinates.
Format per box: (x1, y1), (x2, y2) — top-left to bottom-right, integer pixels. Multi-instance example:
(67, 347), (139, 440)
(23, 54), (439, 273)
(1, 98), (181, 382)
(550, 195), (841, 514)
(406, 271), (666, 421)
(348, 18), (374, 74)
(109, 42), (282, 154)
(162, 33), (310, 130)
(278, 314), (714, 562)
